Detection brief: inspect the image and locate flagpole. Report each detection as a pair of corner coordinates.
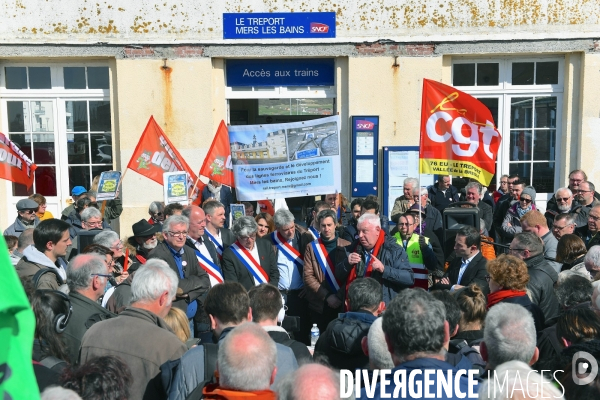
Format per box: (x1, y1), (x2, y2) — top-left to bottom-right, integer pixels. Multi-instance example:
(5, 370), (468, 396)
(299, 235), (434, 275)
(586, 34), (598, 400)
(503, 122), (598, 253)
(116, 168), (128, 192)
(189, 175), (202, 204)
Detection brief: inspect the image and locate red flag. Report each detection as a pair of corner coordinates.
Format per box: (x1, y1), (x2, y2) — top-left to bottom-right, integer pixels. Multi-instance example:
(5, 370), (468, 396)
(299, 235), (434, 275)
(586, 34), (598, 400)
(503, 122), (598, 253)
(127, 116), (204, 202)
(0, 132), (37, 188)
(199, 120), (235, 187)
(257, 200), (275, 216)
(419, 79), (502, 186)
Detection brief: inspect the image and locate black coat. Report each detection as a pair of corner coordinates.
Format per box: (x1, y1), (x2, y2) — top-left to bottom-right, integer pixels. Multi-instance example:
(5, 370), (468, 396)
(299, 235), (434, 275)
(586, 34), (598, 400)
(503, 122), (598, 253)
(493, 293), (546, 332)
(185, 235), (221, 268)
(148, 242), (211, 319)
(202, 186), (234, 228)
(208, 227), (236, 250)
(525, 253), (560, 322)
(576, 225), (600, 250)
(222, 238), (279, 291)
(432, 251), (489, 295)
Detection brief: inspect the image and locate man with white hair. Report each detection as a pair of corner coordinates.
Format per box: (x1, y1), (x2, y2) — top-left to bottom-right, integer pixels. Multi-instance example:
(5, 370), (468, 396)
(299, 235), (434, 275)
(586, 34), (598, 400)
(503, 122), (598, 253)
(80, 259), (187, 400)
(148, 200), (165, 225)
(276, 363), (341, 400)
(480, 303), (539, 372)
(586, 246), (600, 281)
(342, 213), (413, 305)
(361, 317), (394, 370)
(390, 177), (419, 222)
(545, 187), (579, 229)
(127, 219), (160, 264)
(149, 215), (211, 335)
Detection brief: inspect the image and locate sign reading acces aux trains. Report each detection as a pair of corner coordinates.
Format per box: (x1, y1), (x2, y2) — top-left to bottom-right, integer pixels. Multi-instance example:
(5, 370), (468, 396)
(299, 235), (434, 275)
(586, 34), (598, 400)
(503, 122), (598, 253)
(223, 12), (336, 39)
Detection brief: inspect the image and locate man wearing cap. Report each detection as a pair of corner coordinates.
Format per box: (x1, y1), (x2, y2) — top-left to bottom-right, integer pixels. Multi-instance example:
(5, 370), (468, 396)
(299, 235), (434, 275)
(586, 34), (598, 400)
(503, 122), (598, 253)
(126, 219), (161, 265)
(4, 199), (41, 237)
(61, 186), (87, 220)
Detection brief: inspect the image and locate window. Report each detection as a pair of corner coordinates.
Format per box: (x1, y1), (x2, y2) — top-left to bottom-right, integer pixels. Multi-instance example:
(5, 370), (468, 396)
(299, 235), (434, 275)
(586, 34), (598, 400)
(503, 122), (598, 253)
(452, 58), (563, 194)
(258, 98), (334, 116)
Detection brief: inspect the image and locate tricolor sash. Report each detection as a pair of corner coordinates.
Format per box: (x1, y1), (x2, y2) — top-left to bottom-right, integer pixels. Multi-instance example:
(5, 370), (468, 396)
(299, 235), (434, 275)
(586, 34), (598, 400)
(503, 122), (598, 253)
(308, 226), (319, 240)
(271, 231), (304, 268)
(206, 230), (224, 258)
(311, 239), (340, 291)
(192, 248), (224, 284)
(230, 242), (269, 284)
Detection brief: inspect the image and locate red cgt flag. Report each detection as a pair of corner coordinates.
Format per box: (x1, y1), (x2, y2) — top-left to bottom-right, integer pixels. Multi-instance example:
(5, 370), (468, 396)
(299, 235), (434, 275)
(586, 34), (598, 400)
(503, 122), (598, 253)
(0, 132), (37, 188)
(127, 116), (204, 202)
(419, 79), (502, 186)
(199, 120), (235, 187)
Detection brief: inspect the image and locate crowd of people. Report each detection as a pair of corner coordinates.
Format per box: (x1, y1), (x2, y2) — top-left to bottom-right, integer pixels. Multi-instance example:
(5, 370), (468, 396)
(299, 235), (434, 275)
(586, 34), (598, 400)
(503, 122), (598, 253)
(5, 170), (600, 399)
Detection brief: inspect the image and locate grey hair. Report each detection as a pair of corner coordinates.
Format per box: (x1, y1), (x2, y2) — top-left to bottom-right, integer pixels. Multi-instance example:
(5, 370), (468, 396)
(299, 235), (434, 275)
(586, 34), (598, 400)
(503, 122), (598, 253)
(232, 216), (259, 238)
(478, 360), (565, 400)
(357, 213), (381, 228)
(404, 177), (418, 187)
(93, 230), (119, 248)
(413, 186), (427, 196)
(585, 246), (600, 270)
(81, 206), (101, 222)
(383, 289), (446, 360)
(130, 259), (178, 304)
(273, 209), (295, 228)
(162, 215), (189, 234)
(513, 232), (544, 256)
(203, 200), (225, 216)
(465, 181), (483, 195)
(367, 318), (394, 369)
(218, 322), (277, 391)
(67, 254), (108, 292)
(483, 303), (536, 369)
(41, 386), (82, 400)
(555, 187), (573, 198)
(557, 269), (592, 285)
(316, 209), (337, 225)
(555, 213), (576, 226)
(276, 364), (343, 400)
(149, 201), (164, 213)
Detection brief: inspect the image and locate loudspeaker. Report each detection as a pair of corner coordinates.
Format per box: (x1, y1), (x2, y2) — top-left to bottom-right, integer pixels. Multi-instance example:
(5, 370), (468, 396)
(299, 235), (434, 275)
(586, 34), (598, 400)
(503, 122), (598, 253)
(443, 206), (480, 257)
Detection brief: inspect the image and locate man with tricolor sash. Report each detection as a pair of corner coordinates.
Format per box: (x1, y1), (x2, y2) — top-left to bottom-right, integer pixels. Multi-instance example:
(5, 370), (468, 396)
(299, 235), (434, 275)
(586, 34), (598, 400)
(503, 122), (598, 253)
(203, 200), (236, 260)
(393, 213), (439, 290)
(303, 200), (331, 242)
(342, 213), (413, 305)
(271, 209), (311, 345)
(222, 216), (278, 291)
(304, 209), (351, 332)
(183, 205), (222, 342)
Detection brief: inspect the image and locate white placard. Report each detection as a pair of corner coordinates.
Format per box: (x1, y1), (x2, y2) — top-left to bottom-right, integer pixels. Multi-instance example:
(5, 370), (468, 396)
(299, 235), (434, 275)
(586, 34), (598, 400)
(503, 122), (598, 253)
(356, 159), (374, 183)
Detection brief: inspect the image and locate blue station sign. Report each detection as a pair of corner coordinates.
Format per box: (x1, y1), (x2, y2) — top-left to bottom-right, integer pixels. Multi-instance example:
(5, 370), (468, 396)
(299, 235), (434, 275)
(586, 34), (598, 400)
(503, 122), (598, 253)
(226, 58), (335, 87)
(223, 12), (336, 39)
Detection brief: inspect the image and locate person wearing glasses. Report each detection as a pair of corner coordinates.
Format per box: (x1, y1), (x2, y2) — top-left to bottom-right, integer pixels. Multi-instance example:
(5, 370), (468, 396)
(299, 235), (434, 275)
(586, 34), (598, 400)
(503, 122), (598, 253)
(544, 187), (579, 230)
(492, 174), (509, 204)
(485, 254), (546, 333)
(4, 198), (40, 237)
(576, 204), (600, 250)
(574, 181), (600, 227)
(148, 201), (165, 225)
(508, 232), (559, 322)
(501, 185), (537, 243)
(148, 215), (210, 337)
(553, 213), (576, 241)
(62, 254), (116, 363)
(222, 216), (278, 292)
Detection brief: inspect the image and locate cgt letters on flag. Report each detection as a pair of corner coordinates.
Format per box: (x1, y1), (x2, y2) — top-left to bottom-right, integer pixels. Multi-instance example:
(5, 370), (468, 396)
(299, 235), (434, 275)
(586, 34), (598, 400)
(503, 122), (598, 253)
(0, 132), (37, 188)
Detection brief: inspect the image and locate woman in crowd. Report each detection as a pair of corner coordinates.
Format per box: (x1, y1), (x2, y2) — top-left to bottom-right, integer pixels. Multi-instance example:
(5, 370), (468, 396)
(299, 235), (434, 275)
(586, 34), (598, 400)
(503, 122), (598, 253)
(556, 234), (589, 277)
(453, 284), (487, 349)
(61, 356), (132, 400)
(255, 212), (275, 239)
(502, 186), (537, 239)
(486, 254), (545, 332)
(30, 193), (54, 221)
(163, 306), (198, 349)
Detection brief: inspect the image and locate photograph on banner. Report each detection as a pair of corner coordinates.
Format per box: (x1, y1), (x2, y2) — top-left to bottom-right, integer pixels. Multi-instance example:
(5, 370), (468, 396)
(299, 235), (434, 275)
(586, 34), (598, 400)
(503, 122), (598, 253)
(163, 171), (189, 205)
(231, 204), (246, 221)
(96, 171), (122, 201)
(228, 115), (341, 201)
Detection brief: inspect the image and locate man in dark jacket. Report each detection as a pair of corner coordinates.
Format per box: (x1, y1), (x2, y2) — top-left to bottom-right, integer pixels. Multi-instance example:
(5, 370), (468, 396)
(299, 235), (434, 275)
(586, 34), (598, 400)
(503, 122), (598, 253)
(201, 180), (234, 228)
(62, 254), (115, 363)
(341, 213), (413, 305)
(510, 232), (560, 322)
(314, 277), (383, 370)
(577, 204), (600, 249)
(4, 198), (40, 237)
(148, 215), (211, 335)
(341, 198), (363, 243)
(249, 283), (312, 364)
(428, 175), (460, 214)
(80, 259), (187, 400)
(203, 200), (236, 258)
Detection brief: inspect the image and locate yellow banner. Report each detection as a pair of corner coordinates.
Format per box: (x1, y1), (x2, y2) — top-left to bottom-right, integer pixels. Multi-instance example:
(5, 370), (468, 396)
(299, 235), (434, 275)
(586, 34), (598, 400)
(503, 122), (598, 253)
(420, 158), (494, 186)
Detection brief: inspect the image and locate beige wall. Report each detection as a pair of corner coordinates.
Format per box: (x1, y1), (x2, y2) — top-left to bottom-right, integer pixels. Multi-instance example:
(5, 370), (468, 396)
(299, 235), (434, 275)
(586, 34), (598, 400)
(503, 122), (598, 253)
(579, 52), (600, 186)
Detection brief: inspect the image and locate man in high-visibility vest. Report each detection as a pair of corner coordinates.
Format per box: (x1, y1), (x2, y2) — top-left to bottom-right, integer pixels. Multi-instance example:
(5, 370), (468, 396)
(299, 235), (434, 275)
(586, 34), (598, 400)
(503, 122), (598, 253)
(393, 213), (439, 290)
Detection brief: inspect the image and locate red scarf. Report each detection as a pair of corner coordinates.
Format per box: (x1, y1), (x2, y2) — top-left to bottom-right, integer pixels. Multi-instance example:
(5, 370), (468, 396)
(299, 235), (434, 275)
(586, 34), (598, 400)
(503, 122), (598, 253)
(345, 230), (386, 304)
(487, 289), (527, 309)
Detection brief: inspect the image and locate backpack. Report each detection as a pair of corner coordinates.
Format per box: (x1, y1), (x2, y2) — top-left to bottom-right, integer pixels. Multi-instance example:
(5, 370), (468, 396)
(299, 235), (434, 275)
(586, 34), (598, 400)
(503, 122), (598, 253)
(32, 268), (64, 289)
(449, 338), (486, 375)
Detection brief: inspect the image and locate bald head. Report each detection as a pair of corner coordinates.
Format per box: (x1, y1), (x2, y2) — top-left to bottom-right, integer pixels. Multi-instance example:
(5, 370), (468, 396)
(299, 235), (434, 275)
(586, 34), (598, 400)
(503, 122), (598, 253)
(218, 322), (277, 391)
(276, 364), (340, 400)
(183, 205), (207, 240)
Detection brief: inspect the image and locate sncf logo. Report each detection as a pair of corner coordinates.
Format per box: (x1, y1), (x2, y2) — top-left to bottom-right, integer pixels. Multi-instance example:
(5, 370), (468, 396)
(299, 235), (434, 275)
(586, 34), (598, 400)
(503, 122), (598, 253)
(355, 120), (375, 130)
(310, 23), (329, 33)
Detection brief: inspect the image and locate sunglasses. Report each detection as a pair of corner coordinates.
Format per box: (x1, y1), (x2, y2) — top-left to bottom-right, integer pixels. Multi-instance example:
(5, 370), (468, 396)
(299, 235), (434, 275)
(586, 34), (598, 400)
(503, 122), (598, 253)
(520, 197), (532, 204)
(556, 197), (570, 202)
(22, 209), (36, 214)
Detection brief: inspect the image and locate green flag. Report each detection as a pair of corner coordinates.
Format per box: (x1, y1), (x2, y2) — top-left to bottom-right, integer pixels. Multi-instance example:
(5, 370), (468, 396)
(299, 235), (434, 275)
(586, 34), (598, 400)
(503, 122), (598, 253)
(0, 236), (40, 399)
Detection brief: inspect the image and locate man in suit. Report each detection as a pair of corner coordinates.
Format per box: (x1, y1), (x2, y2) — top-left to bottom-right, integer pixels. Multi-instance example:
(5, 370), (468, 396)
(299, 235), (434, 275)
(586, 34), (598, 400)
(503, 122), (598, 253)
(201, 180), (234, 228)
(222, 216), (279, 291)
(183, 205), (222, 342)
(432, 225), (489, 295)
(203, 200), (236, 259)
(148, 215), (211, 336)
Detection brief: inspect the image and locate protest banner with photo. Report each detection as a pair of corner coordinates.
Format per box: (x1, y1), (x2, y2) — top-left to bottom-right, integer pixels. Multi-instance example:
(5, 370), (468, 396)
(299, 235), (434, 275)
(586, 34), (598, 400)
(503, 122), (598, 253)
(126, 116), (203, 203)
(199, 120), (235, 187)
(163, 171), (189, 205)
(96, 170), (122, 201)
(0, 132), (37, 189)
(228, 115), (342, 201)
(419, 79), (502, 186)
